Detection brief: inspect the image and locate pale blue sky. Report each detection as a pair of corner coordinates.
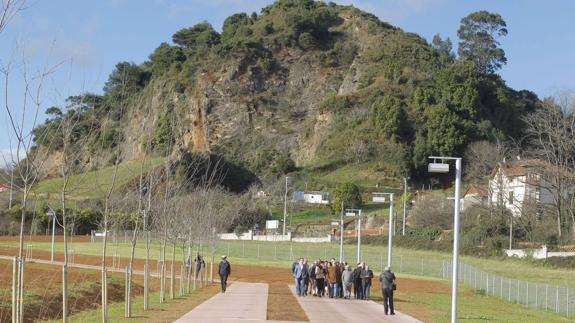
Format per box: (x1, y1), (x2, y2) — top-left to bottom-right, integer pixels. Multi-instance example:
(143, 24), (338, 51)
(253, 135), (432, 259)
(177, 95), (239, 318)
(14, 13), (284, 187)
(1, 0), (574, 163)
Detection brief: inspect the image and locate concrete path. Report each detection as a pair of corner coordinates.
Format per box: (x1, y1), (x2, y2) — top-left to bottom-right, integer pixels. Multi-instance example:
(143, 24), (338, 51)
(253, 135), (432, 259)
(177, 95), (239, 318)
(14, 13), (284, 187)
(176, 282), (270, 323)
(292, 287), (422, 323)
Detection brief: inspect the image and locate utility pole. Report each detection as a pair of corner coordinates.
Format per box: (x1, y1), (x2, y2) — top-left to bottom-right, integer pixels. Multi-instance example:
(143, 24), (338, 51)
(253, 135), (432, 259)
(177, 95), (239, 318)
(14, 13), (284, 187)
(339, 201), (344, 262)
(402, 177), (407, 236)
(282, 176), (288, 236)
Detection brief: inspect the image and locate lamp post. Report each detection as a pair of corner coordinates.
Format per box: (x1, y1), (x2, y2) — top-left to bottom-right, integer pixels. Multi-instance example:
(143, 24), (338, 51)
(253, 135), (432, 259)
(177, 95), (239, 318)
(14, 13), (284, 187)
(282, 176), (289, 236)
(345, 209), (362, 263)
(372, 193), (394, 268)
(339, 201), (344, 262)
(428, 156), (462, 323)
(48, 210), (56, 263)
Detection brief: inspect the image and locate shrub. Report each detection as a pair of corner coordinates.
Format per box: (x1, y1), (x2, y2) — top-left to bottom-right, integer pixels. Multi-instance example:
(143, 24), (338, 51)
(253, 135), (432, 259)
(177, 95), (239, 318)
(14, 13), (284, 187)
(320, 95), (353, 114)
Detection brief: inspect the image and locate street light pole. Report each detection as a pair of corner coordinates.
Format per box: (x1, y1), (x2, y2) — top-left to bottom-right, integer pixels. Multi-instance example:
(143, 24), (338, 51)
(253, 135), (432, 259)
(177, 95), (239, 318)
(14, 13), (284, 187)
(387, 194), (394, 268)
(340, 201), (344, 262)
(402, 177), (407, 236)
(452, 158), (462, 323)
(282, 176), (288, 236)
(357, 210), (362, 264)
(428, 156), (462, 323)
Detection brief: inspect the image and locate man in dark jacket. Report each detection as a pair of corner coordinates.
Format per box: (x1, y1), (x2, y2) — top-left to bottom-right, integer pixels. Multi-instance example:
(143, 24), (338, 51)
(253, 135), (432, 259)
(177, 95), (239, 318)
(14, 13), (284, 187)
(352, 263), (363, 300)
(218, 255), (231, 293)
(379, 266), (396, 315)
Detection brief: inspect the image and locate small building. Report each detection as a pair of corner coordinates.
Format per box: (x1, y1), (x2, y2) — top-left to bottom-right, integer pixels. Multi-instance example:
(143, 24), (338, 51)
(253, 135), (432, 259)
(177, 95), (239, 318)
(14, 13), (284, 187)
(293, 191), (330, 204)
(488, 158), (572, 217)
(461, 185), (487, 211)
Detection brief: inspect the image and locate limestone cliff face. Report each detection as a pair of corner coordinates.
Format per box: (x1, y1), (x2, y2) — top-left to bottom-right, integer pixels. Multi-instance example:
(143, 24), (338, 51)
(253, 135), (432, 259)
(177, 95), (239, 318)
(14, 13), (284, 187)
(36, 6), (415, 178)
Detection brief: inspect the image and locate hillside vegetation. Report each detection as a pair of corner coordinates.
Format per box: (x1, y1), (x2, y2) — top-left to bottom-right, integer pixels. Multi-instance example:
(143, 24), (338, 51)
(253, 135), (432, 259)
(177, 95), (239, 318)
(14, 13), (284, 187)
(30, 0), (540, 191)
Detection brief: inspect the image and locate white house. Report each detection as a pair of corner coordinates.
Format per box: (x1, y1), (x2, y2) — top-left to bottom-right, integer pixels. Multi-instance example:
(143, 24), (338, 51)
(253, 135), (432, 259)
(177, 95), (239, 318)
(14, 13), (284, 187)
(488, 159), (559, 217)
(293, 191), (330, 204)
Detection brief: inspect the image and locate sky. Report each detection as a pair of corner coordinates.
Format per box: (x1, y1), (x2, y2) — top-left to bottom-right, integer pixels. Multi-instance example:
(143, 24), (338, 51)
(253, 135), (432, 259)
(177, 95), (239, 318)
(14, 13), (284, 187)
(0, 0), (574, 166)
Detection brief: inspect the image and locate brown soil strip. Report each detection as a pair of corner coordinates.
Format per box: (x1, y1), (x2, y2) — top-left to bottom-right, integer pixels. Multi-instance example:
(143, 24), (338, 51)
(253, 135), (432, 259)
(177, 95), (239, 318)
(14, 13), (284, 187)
(371, 275), (446, 322)
(267, 282), (309, 321)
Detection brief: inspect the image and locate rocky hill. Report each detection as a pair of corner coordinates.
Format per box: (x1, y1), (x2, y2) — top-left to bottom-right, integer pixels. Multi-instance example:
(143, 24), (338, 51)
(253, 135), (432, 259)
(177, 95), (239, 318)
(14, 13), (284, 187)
(32, 0), (540, 191)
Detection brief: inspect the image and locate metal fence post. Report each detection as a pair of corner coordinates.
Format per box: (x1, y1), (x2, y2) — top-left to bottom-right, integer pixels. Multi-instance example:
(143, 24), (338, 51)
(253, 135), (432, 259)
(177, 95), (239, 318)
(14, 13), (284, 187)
(420, 258), (423, 275)
(526, 281), (529, 306)
(556, 287), (559, 313)
(567, 288), (569, 316)
(535, 284), (538, 309)
(545, 285), (549, 311)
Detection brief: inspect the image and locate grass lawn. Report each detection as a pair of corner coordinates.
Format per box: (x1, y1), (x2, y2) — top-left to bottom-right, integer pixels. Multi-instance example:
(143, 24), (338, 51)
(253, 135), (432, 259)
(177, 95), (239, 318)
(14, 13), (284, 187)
(32, 157), (165, 200)
(385, 274), (572, 323)
(5, 239), (575, 290)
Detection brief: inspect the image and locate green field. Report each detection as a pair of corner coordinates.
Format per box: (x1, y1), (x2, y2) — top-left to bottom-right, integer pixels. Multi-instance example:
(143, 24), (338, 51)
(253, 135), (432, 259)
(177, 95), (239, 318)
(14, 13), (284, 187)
(5, 239), (575, 290)
(32, 158), (165, 200)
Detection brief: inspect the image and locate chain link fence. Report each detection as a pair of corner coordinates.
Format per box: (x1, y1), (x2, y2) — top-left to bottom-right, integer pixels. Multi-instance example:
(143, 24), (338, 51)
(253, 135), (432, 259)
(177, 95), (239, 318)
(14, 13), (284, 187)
(214, 240), (574, 317)
(87, 233), (574, 317)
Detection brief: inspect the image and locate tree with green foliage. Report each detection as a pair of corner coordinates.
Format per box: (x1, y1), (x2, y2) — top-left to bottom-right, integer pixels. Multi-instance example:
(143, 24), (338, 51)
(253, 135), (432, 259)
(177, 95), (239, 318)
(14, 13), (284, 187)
(432, 34), (454, 65)
(370, 94), (408, 140)
(172, 22), (220, 49)
(457, 11), (508, 74)
(149, 42), (186, 75)
(331, 182), (362, 212)
(221, 13), (251, 44)
(103, 62), (151, 98)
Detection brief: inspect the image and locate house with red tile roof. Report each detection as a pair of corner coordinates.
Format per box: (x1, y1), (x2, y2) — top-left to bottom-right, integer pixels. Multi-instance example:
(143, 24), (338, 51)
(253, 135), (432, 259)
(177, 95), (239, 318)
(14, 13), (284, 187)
(488, 158), (571, 217)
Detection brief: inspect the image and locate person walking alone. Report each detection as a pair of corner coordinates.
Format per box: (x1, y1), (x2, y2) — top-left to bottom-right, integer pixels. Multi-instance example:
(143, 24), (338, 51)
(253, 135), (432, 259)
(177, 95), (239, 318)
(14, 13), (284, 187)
(380, 266), (396, 315)
(218, 255), (231, 293)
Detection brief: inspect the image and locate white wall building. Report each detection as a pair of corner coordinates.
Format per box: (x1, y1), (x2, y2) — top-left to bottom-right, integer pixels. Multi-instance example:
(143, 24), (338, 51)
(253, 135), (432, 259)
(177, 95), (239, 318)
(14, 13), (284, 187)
(302, 191), (330, 204)
(488, 159), (557, 217)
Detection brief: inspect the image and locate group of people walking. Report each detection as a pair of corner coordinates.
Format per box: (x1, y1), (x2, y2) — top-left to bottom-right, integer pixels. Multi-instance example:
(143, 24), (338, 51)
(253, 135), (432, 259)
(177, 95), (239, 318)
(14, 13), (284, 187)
(292, 258), (397, 315)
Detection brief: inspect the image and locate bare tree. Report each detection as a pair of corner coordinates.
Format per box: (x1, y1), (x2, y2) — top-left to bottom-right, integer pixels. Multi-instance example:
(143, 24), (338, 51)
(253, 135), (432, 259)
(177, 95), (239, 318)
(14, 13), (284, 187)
(2, 53), (60, 322)
(464, 140), (509, 184)
(0, 0), (26, 35)
(523, 91), (575, 240)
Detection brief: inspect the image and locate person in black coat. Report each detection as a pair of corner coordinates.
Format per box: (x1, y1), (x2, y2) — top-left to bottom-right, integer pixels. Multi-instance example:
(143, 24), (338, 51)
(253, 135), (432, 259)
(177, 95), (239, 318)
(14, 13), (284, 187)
(352, 263), (363, 300)
(218, 255), (231, 293)
(379, 266), (396, 315)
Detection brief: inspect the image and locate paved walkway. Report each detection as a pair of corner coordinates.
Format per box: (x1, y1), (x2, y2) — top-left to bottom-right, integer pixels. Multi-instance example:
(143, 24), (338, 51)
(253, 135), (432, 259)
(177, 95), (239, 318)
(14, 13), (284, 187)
(292, 288), (422, 323)
(175, 282), (271, 323)
(176, 281), (421, 323)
